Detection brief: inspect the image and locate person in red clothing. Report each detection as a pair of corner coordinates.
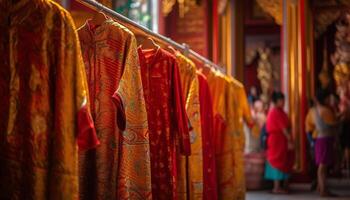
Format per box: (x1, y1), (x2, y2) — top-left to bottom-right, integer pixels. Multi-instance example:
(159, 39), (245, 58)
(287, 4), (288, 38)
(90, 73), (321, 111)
(265, 91), (294, 194)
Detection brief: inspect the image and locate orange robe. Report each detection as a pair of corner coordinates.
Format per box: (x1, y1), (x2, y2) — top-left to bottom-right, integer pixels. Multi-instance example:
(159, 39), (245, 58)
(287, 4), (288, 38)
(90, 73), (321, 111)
(226, 77), (253, 200)
(0, 0), (98, 199)
(78, 19), (151, 200)
(138, 47), (191, 200)
(176, 53), (203, 200)
(202, 70), (233, 199)
(204, 70), (252, 200)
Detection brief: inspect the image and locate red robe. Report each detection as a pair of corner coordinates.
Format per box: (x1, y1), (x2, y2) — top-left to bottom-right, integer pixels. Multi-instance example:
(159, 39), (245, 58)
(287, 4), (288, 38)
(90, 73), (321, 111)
(266, 107), (294, 173)
(197, 72), (218, 200)
(138, 47), (191, 200)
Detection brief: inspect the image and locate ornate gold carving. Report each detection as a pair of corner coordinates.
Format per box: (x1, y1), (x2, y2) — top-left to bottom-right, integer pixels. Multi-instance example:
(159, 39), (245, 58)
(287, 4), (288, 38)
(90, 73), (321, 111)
(313, 0), (350, 37)
(332, 12), (350, 83)
(318, 38), (331, 89)
(332, 11), (350, 117)
(314, 10), (342, 38)
(162, 0), (177, 16)
(257, 47), (278, 104)
(162, 0), (197, 17)
(256, 0), (282, 25)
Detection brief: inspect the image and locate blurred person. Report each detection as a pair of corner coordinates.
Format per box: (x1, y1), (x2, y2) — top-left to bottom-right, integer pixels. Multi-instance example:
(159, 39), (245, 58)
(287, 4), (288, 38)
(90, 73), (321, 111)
(253, 100), (267, 131)
(340, 115), (350, 178)
(306, 89), (339, 197)
(248, 86), (259, 105)
(246, 100), (267, 152)
(305, 99), (318, 191)
(264, 91), (294, 194)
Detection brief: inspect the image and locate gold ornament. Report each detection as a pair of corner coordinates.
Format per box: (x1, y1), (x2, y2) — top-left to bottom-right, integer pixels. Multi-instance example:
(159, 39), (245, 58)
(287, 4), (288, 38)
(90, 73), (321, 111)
(162, 0), (197, 17)
(257, 47), (278, 105)
(256, 0), (282, 25)
(162, 0), (177, 16)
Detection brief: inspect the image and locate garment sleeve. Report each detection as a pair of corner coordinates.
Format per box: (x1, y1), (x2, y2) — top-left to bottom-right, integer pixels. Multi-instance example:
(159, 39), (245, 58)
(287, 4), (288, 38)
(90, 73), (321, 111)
(239, 87), (254, 128)
(172, 60), (191, 155)
(63, 13), (99, 151)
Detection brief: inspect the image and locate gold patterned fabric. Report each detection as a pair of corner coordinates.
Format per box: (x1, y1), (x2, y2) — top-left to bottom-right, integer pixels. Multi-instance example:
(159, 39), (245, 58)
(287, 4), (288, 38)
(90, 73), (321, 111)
(0, 0), (98, 199)
(176, 53), (203, 200)
(202, 70), (232, 199)
(78, 19), (151, 200)
(226, 77), (253, 200)
(203, 69), (252, 200)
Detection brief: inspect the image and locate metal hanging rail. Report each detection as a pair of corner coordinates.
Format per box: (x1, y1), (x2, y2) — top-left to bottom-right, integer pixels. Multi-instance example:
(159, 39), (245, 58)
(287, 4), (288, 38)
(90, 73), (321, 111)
(76, 0), (225, 73)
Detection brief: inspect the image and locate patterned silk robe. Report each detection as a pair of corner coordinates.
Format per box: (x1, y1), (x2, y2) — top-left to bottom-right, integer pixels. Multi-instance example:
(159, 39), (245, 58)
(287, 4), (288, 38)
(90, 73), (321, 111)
(0, 0), (98, 199)
(78, 19), (151, 200)
(138, 48), (191, 200)
(197, 72), (218, 200)
(175, 53), (203, 200)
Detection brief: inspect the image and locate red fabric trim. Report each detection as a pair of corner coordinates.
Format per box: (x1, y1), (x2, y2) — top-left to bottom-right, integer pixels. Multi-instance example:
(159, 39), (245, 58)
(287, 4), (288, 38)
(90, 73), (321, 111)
(77, 105), (99, 151)
(112, 92), (126, 131)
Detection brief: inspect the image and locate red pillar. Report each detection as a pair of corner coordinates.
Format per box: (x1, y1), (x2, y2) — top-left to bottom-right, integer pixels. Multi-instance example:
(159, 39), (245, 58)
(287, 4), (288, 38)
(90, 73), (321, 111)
(212, 0), (219, 63)
(158, 0), (166, 35)
(299, 0), (307, 175)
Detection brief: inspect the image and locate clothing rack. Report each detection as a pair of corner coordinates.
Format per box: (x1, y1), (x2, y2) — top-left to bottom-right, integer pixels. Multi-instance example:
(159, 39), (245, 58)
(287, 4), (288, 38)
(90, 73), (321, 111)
(76, 0), (225, 73)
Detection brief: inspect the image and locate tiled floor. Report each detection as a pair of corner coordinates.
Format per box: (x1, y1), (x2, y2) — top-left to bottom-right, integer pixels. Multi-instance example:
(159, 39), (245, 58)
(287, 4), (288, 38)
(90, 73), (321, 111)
(247, 179), (350, 200)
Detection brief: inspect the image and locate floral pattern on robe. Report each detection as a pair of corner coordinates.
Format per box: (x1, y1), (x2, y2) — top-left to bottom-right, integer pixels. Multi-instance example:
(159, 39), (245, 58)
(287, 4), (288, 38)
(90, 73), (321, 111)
(78, 19), (151, 200)
(175, 53), (203, 200)
(138, 47), (191, 200)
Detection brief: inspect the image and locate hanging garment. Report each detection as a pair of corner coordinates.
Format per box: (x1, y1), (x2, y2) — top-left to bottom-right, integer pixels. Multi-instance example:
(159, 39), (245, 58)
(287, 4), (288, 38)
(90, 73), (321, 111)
(175, 53), (203, 200)
(202, 70), (234, 200)
(0, 0), (98, 199)
(227, 77), (253, 200)
(138, 47), (191, 200)
(78, 19), (151, 200)
(197, 71), (218, 200)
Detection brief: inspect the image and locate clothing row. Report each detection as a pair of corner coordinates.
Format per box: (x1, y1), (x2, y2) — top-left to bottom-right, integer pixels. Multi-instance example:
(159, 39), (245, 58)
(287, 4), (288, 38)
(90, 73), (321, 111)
(0, 1), (252, 199)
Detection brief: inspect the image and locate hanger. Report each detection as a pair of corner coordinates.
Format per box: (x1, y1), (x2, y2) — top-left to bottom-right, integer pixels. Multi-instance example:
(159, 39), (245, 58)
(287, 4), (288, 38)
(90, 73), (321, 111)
(199, 61), (213, 74)
(165, 45), (178, 55)
(135, 32), (160, 50)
